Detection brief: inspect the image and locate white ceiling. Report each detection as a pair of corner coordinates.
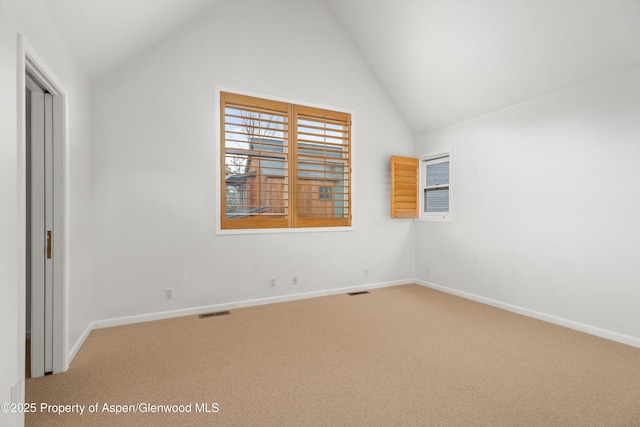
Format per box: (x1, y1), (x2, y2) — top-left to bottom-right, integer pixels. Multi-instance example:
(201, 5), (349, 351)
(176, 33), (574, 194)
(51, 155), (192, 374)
(40, 0), (640, 134)
(40, 0), (219, 81)
(325, 0), (640, 133)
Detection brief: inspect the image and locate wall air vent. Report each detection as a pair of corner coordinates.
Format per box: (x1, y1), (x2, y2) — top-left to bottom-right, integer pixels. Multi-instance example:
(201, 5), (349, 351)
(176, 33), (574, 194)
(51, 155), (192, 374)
(199, 311), (230, 319)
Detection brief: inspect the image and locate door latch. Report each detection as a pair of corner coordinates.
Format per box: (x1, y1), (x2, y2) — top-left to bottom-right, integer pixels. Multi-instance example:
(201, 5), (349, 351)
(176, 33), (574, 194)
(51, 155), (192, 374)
(46, 230), (52, 259)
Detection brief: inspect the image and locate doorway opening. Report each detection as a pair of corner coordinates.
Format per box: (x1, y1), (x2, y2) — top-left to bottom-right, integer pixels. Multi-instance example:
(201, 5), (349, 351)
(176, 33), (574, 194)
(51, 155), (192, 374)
(24, 56), (66, 378)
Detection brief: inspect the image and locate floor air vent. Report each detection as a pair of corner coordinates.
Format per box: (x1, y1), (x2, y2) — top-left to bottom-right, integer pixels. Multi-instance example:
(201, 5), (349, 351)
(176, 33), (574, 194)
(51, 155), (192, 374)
(199, 311), (230, 319)
(347, 291), (370, 296)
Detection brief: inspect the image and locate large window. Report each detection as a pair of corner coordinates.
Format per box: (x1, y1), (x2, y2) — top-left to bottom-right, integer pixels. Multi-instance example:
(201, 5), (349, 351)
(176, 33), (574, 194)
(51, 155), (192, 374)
(220, 92), (351, 230)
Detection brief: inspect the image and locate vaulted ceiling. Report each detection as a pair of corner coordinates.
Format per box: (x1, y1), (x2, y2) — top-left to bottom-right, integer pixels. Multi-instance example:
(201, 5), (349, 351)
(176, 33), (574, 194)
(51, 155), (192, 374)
(41, 0), (640, 133)
(40, 0), (220, 80)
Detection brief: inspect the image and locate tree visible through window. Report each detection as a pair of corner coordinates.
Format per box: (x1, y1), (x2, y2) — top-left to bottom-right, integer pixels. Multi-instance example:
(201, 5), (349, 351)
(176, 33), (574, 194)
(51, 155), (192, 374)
(220, 92), (351, 229)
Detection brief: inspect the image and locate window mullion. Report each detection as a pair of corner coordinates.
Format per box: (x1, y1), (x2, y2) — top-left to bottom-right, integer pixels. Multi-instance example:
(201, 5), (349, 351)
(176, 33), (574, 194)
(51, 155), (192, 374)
(289, 104), (297, 228)
(424, 184), (449, 190)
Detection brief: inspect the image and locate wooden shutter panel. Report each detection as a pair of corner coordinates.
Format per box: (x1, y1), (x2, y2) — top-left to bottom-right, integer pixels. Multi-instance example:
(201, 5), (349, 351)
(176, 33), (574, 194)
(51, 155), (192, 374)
(220, 91), (351, 230)
(221, 92), (290, 229)
(390, 156), (418, 218)
(294, 105), (351, 228)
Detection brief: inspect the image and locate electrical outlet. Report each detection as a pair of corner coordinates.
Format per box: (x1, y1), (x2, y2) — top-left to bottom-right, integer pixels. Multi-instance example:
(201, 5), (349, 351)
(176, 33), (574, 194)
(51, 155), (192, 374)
(292, 275), (298, 285)
(426, 266), (431, 275)
(364, 268), (369, 277)
(270, 277), (276, 288)
(165, 288), (173, 300)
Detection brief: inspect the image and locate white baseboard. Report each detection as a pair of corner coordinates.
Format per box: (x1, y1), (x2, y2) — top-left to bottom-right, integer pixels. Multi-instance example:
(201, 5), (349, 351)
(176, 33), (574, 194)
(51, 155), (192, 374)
(92, 279), (414, 330)
(69, 277), (639, 366)
(416, 279), (640, 349)
(69, 280), (411, 363)
(67, 322), (93, 367)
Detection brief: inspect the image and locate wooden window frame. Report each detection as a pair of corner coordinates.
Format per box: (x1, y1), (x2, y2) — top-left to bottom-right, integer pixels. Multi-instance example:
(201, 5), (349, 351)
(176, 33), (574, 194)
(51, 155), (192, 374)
(220, 91), (352, 231)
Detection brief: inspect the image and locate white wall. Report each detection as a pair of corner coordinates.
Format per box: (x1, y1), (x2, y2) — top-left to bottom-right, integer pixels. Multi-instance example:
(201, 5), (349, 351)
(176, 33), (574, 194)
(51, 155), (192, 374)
(90, 0), (415, 323)
(415, 66), (640, 345)
(0, 1), (92, 425)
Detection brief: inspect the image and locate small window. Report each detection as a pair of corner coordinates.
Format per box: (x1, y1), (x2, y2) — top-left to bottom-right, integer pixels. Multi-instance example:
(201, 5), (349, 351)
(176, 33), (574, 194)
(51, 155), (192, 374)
(319, 186), (332, 200)
(421, 153), (451, 220)
(389, 151), (451, 221)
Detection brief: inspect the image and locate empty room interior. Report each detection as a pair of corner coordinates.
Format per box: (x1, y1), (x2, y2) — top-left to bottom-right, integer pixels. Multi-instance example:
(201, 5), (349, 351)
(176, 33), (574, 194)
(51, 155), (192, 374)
(2, 0), (640, 425)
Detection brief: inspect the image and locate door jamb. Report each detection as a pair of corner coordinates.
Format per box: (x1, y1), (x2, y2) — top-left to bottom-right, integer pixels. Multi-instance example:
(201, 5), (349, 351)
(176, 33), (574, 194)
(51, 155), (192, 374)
(21, 40), (67, 376)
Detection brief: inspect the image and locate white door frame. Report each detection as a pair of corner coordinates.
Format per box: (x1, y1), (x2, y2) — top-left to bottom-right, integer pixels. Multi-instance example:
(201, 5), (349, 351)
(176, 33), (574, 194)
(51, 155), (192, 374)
(23, 47), (66, 377)
(26, 73), (48, 377)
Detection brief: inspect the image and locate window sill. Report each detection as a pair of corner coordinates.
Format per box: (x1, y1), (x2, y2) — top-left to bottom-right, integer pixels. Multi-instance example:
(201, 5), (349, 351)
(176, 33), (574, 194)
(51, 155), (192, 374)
(417, 215), (451, 223)
(216, 226), (355, 236)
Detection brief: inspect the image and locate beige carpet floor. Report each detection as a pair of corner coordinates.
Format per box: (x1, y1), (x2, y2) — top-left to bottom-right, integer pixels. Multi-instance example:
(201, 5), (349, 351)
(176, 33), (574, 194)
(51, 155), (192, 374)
(26, 284), (640, 426)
